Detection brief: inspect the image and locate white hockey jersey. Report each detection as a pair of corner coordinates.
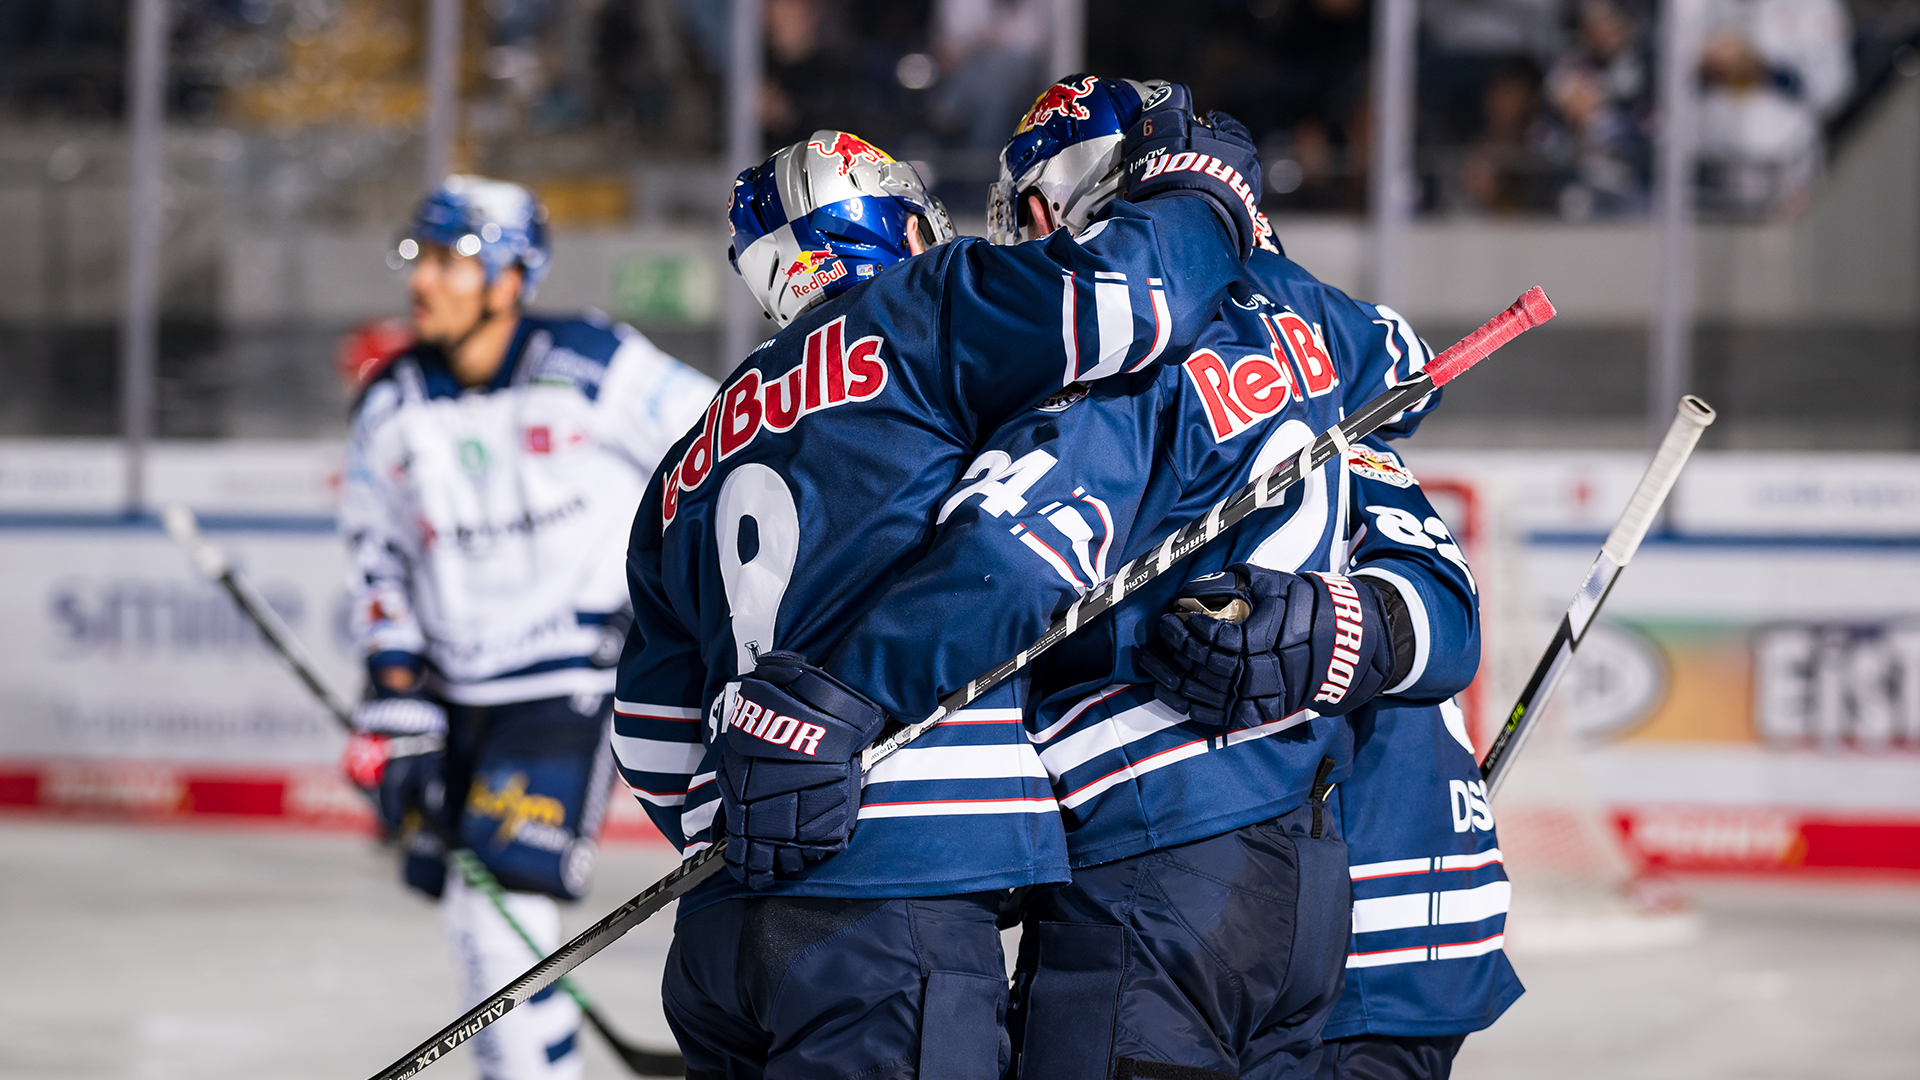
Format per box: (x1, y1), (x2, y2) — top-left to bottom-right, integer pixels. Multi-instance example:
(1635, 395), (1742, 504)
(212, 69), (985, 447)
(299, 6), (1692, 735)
(342, 314), (717, 706)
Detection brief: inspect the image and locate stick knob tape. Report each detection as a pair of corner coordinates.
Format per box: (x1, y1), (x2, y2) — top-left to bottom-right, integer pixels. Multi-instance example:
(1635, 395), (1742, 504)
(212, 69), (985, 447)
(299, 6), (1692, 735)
(1426, 286), (1557, 387)
(162, 503), (228, 579)
(1601, 395), (1717, 566)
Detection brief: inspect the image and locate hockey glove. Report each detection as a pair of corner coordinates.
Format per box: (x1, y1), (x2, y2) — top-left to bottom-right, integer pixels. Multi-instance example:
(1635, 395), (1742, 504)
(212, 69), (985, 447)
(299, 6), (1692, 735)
(1138, 564), (1401, 732)
(343, 694), (448, 837)
(1121, 83), (1265, 260)
(717, 651), (889, 891)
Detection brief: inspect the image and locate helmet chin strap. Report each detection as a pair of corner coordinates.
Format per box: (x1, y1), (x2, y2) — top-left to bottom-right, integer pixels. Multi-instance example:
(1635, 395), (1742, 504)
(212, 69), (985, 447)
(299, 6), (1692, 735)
(442, 294), (503, 358)
(433, 270), (520, 377)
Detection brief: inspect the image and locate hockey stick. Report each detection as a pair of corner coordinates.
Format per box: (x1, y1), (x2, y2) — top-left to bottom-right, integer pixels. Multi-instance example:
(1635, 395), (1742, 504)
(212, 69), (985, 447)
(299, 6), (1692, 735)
(1478, 394), (1716, 798)
(158, 506), (685, 1078)
(366, 286), (1556, 1080)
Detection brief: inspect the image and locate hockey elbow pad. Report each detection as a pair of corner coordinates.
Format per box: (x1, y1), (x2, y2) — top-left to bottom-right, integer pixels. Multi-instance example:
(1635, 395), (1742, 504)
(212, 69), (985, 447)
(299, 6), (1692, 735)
(718, 651), (889, 890)
(1121, 84), (1264, 260)
(1139, 564), (1397, 732)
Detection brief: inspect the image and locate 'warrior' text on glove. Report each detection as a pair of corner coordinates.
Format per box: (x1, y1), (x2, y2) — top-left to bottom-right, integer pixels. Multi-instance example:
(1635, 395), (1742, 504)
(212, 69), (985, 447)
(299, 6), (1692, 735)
(717, 651), (889, 891)
(1120, 83), (1266, 260)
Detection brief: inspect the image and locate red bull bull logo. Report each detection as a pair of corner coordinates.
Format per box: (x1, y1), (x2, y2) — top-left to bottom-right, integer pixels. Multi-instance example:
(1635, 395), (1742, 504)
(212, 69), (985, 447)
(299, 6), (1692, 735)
(784, 249), (849, 301)
(807, 132), (892, 176)
(1019, 76), (1098, 133)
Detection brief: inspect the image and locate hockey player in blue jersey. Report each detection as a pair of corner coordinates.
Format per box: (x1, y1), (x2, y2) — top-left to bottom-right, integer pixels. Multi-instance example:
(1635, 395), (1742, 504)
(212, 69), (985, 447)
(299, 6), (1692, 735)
(978, 77), (1520, 1079)
(1306, 695), (1523, 1080)
(615, 97), (1266, 1079)
(978, 80), (1520, 1080)
(799, 76), (1487, 1077)
(339, 176), (716, 1080)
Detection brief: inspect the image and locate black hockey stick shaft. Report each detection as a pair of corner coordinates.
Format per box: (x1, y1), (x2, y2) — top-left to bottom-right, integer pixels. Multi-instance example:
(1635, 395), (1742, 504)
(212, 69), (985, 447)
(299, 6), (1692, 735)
(366, 286), (1557, 1080)
(157, 507), (683, 1077)
(1478, 395), (1715, 797)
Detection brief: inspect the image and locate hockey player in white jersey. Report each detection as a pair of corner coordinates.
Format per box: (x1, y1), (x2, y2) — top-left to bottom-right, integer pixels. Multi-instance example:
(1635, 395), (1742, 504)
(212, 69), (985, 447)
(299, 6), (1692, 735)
(339, 176), (716, 1080)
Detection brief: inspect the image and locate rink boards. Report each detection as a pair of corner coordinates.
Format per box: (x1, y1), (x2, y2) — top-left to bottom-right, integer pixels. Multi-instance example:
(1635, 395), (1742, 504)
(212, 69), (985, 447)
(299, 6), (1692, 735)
(1, 440), (1917, 871)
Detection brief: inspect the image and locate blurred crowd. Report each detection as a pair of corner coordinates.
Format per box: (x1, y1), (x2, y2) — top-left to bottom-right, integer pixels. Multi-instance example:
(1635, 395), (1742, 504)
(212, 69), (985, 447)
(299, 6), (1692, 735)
(0, 0), (1915, 218)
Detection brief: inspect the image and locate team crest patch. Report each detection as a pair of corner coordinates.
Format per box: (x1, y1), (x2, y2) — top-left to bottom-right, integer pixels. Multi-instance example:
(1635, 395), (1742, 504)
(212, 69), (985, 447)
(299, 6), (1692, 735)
(1346, 445), (1416, 488)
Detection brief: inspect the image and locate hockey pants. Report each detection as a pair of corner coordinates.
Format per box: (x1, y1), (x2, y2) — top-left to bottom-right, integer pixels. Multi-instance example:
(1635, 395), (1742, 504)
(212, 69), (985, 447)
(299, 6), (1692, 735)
(662, 892), (1011, 1080)
(1308, 1034), (1467, 1080)
(1007, 796), (1351, 1080)
(404, 694), (615, 1080)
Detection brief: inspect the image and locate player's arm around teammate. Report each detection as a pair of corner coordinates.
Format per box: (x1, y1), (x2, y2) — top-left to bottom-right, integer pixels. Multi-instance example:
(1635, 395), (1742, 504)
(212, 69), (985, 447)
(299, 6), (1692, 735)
(340, 176), (715, 1080)
(614, 92), (1266, 1080)
(787, 76), (1473, 1079)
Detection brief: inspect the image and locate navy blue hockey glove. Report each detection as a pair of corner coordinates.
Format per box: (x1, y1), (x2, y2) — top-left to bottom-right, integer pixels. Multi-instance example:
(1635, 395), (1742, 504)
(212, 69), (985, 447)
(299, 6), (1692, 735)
(718, 651), (889, 891)
(1121, 83), (1265, 260)
(343, 694), (448, 837)
(1139, 564), (1402, 731)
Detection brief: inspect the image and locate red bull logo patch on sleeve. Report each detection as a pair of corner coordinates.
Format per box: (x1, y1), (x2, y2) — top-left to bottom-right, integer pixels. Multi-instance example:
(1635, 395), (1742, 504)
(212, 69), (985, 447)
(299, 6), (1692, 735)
(1346, 444), (1417, 488)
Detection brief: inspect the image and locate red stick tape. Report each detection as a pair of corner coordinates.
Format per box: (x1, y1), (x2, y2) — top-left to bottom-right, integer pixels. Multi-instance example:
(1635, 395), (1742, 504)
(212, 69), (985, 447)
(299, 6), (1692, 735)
(1425, 286), (1556, 387)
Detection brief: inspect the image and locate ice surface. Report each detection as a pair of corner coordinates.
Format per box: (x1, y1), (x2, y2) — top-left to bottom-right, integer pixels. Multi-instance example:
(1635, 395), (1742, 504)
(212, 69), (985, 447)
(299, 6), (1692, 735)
(2, 820), (1917, 1079)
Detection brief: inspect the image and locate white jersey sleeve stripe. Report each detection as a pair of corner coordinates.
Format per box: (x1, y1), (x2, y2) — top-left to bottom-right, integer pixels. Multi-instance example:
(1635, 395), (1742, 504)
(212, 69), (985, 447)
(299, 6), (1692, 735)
(1352, 893), (1434, 934)
(1038, 696), (1190, 777)
(614, 700), (702, 721)
(1346, 933), (1507, 969)
(680, 797), (720, 838)
(1436, 880), (1512, 925)
(611, 732), (707, 776)
(1433, 933), (1507, 961)
(1352, 881), (1512, 934)
(857, 797), (1059, 820)
(1060, 737), (1212, 810)
(1089, 277), (1134, 381)
(864, 742), (1049, 786)
(1346, 944), (1431, 969)
(1439, 848), (1504, 871)
(1350, 856), (1434, 881)
(1031, 683), (1133, 745)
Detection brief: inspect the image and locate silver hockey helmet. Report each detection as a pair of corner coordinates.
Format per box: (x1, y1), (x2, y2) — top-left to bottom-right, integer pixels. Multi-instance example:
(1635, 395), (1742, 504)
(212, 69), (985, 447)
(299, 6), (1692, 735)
(727, 131), (954, 328)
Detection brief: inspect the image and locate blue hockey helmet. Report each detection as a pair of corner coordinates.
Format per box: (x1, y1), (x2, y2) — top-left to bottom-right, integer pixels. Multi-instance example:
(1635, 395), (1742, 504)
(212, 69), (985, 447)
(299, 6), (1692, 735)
(727, 130), (954, 327)
(397, 175), (553, 299)
(987, 74), (1164, 245)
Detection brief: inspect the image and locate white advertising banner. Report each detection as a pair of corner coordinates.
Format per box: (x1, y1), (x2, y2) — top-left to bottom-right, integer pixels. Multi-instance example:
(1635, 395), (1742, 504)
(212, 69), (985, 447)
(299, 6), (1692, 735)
(3, 442), (1918, 865)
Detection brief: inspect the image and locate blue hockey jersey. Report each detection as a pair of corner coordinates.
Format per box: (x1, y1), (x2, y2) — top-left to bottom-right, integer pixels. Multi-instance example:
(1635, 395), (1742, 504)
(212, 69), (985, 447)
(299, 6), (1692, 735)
(822, 248), (1478, 870)
(817, 247), (1518, 1039)
(613, 195), (1245, 913)
(1322, 698), (1524, 1038)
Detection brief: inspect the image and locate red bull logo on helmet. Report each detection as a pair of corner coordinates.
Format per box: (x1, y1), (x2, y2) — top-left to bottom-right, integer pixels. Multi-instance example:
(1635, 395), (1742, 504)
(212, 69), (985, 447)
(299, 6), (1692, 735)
(807, 132), (892, 176)
(1019, 76), (1098, 133)
(784, 249), (849, 302)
